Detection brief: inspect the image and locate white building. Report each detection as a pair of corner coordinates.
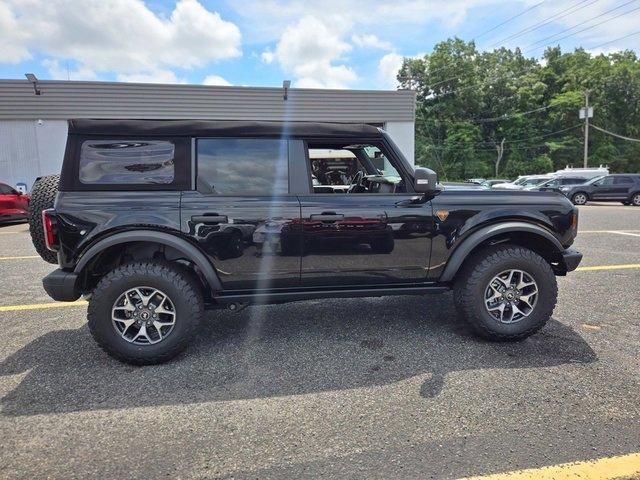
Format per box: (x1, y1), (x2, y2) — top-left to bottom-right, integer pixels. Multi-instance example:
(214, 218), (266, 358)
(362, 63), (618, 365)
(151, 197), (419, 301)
(0, 78), (416, 190)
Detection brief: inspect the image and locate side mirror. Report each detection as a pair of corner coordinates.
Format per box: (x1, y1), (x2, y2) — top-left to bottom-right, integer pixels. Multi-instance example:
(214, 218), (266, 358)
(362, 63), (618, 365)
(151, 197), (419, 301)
(414, 167), (440, 194)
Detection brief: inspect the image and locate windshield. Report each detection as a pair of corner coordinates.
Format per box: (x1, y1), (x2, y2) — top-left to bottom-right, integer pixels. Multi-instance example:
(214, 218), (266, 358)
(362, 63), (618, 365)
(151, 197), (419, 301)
(585, 175), (604, 185)
(522, 178), (549, 186)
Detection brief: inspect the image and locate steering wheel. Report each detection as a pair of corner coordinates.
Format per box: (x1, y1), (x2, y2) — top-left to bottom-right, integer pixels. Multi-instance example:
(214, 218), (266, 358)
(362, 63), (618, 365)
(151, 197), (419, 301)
(347, 170), (365, 194)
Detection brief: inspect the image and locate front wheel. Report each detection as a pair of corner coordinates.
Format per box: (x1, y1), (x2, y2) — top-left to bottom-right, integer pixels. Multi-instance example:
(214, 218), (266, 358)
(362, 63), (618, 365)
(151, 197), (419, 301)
(453, 245), (558, 341)
(571, 192), (588, 205)
(88, 261), (203, 364)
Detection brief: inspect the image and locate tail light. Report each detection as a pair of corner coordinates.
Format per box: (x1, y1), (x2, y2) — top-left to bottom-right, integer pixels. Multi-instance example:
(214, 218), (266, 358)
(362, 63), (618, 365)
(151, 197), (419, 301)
(571, 209), (579, 233)
(42, 209), (57, 251)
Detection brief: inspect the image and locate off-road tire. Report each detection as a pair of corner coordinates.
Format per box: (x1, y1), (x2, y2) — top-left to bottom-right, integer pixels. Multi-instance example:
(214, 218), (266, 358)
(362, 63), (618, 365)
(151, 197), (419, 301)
(28, 174), (60, 264)
(571, 192), (588, 206)
(88, 261), (203, 365)
(453, 245), (557, 341)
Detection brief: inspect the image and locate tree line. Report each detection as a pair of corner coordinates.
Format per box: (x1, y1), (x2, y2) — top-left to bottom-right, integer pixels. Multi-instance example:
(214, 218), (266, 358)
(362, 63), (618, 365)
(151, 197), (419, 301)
(398, 39), (640, 180)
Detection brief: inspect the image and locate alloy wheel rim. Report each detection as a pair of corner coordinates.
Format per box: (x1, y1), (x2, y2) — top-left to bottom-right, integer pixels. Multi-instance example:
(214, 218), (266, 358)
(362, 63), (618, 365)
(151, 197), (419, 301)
(633, 195), (640, 206)
(484, 269), (538, 324)
(574, 194), (586, 204)
(111, 286), (176, 344)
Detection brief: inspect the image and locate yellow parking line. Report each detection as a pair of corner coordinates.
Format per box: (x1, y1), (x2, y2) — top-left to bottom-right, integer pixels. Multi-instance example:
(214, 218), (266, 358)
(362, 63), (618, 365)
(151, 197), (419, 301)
(0, 255), (40, 260)
(576, 263), (640, 272)
(460, 451), (640, 480)
(0, 300), (87, 312)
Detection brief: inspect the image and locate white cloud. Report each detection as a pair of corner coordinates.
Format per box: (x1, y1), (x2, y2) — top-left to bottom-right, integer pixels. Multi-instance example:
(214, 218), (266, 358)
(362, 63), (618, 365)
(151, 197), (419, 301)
(261, 49), (275, 64)
(230, 0), (495, 42)
(377, 52), (404, 89)
(42, 59), (98, 81)
(262, 15), (357, 88)
(203, 75), (232, 86)
(117, 70), (186, 84)
(352, 34), (392, 51)
(0, 0), (241, 81)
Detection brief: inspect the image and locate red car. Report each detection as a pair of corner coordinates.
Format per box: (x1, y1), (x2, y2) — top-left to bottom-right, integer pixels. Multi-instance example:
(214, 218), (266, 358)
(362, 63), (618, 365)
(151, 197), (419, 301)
(0, 182), (30, 224)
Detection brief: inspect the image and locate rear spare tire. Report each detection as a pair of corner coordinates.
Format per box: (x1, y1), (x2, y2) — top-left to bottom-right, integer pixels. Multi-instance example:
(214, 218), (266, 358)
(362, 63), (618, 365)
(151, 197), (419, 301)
(28, 174), (60, 264)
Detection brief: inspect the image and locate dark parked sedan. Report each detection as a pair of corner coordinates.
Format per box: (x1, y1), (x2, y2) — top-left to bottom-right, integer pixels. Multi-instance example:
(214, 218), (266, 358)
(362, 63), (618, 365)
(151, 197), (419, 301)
(562, 174), (640, 206)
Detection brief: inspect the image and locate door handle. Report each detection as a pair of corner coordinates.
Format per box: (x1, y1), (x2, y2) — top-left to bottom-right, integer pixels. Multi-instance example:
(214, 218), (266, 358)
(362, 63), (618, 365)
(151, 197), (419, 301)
(191, 214), (228, 224)
(310, 213), (344, 221)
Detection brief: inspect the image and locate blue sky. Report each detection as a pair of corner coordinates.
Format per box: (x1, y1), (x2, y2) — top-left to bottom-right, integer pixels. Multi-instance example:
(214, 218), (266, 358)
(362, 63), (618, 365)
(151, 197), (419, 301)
(1, 0), (639, 89)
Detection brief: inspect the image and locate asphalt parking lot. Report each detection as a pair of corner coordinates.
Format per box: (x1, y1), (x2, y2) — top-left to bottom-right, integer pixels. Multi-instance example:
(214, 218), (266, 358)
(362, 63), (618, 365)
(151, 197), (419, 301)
(1, 203), (639, 479)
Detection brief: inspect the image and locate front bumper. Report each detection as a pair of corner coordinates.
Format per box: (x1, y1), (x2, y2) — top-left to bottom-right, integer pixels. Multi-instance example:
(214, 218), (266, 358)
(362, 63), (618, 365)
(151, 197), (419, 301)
(42, 269), (81, 301)
(561, 248), (583, 272)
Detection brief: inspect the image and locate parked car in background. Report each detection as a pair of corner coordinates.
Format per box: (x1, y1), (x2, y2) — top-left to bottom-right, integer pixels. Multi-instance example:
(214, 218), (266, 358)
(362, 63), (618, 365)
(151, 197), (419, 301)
(562, 174), (640, 206)
(525, 177), (587, 193)
(492, 175), (553, 190)
(466, 178), (486, 184)
(482, 179), (510, 188)
(0, 182), (30, 224)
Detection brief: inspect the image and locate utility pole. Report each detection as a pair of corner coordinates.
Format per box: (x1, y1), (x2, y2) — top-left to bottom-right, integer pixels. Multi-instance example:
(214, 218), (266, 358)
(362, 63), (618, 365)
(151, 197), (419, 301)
(581, 90), (592, 168)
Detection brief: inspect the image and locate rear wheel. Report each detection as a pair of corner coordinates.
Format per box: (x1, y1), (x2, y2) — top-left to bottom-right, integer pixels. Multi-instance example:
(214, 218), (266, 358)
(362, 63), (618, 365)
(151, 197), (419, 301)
(571, 192), (588, 205)
(631, 193), (640, 207)
(88, 261), (203, 364)
(28, 174), (60, 264)
(453, 245), (557, 341)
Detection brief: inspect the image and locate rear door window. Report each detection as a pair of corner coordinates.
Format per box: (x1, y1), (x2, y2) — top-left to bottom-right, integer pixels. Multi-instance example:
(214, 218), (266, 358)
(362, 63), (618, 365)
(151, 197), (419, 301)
(614, 176), (633, 185)
(196, 138), (289, 195)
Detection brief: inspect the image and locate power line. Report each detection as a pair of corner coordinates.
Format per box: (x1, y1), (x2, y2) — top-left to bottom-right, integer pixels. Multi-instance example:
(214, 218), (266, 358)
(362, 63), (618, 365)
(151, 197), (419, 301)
(401, 3), (547, 82)
(524, 0), (638, 49)
(419, 125), (582, 150)
(474, 1), (546, 40)
(469, 104), (558, 123)
(591, 124), (640, 142)
(587, 29), (640, 49)
(489, 0), (598, 47)
(526, 4), (640, 54)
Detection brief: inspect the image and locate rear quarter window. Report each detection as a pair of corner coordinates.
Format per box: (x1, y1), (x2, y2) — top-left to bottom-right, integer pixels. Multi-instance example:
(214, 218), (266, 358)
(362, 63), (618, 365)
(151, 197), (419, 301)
(79, 140), (175, 185)
(61, 136), (190, 191)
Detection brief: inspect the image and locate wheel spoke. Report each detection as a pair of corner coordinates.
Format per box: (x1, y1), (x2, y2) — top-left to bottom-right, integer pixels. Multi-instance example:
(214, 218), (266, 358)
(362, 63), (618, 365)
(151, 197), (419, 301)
(114, 318), (136, 336)
(519, 293), (536, 310)
(486, 285), (502, 303)
(510, 302), (526, 319)
(132, 324), (151, 343)
(488, 302), (506, 321)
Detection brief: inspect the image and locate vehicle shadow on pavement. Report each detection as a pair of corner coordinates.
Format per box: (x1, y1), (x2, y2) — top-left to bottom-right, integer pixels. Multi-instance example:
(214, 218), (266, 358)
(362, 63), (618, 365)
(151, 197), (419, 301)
(0, 294), (597, 416)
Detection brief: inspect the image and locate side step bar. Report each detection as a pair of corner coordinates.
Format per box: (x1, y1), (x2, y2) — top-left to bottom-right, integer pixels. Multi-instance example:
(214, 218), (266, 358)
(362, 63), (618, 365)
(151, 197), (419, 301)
(212, 284), (449, 307)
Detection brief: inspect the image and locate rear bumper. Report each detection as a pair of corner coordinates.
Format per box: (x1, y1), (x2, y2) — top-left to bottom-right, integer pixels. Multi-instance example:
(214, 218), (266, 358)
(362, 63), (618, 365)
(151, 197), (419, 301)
(561, 248), (583, 272)
(42, 269), (81, 301)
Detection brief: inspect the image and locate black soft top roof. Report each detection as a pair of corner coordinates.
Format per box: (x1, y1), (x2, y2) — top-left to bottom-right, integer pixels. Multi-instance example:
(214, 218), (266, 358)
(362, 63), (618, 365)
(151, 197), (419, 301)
(68, 119), (383, 138)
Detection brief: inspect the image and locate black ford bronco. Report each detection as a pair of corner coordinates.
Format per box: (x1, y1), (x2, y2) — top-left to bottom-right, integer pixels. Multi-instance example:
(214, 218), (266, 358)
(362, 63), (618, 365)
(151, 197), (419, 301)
(30, 119), (582, 364)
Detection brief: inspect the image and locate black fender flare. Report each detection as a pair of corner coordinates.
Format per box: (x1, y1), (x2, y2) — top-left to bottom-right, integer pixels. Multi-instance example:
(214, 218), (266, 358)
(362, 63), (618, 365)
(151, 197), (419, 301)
(73, 230), (223, 291)
(439, 221), (564, 282)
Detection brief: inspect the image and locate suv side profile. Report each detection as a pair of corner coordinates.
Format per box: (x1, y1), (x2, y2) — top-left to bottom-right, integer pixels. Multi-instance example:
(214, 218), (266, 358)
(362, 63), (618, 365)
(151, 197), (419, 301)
(32, 120), (582, 364)
(563, 174), (640, 206)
